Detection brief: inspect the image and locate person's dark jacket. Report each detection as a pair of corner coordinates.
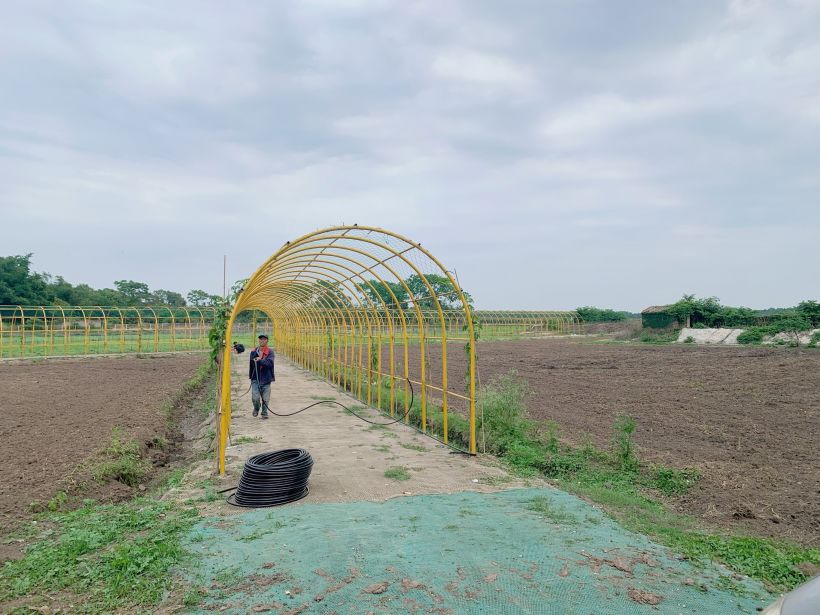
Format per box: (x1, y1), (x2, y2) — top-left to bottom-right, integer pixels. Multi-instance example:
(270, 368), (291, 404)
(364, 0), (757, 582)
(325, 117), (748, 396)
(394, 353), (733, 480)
(249, 348), (275, 385)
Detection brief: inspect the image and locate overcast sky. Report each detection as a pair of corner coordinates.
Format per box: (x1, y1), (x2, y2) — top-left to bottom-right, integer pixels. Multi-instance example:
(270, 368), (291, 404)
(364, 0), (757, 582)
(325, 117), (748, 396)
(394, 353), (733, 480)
(1, 1), (818, 311)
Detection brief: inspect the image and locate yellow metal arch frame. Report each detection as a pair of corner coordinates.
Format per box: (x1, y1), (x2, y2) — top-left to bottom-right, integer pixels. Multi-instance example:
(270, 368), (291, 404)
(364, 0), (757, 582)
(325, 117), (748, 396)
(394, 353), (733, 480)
(0, 305), (218, 358)
(218, 226), (478, 473)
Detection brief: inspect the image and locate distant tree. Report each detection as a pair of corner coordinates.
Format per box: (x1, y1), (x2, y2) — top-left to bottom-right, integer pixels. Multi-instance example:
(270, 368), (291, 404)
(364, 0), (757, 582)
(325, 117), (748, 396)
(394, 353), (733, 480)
(151, 289), (186, 306)
(405, 273), (472, 310)
(720, 306), (757, 327)
(0, 254), (49, 304)
(186, 289), (221, 307)
(114, 280), (151, 304)
(576, 306), (629, 323)
(41, 274), (76, 305)
(797, 300), (820, 326)
(668, 295), (724, 327)
(362, 279), (410, 310)
(310, 280), (353, 309)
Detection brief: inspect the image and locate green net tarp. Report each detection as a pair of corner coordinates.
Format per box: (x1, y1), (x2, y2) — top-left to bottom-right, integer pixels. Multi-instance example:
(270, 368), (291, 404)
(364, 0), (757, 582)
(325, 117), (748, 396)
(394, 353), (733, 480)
(181, 488), (771, 614)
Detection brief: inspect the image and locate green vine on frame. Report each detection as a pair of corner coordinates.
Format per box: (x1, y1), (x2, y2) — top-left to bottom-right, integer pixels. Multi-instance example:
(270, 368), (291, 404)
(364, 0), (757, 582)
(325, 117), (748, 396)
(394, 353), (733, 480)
(208, 278), (247, 367)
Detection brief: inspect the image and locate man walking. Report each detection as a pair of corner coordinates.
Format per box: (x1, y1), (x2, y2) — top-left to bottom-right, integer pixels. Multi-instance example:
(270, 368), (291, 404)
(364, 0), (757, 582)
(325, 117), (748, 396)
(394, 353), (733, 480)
(249, 334), (275, 418)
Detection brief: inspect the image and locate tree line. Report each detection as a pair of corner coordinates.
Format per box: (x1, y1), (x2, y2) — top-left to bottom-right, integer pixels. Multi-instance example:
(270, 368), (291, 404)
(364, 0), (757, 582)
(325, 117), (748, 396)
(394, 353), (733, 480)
(667, 294), (820, 329)
(0, 254), (221, 307)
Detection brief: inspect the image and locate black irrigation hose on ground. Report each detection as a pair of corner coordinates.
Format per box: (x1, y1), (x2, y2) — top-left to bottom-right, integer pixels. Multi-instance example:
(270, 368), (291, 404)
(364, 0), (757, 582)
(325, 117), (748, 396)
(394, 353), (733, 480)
(226, 449), (313, 507)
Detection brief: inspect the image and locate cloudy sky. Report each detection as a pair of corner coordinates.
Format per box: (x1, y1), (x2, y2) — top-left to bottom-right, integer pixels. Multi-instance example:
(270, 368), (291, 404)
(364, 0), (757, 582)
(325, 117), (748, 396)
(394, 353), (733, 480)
(1, 0), (818, 311)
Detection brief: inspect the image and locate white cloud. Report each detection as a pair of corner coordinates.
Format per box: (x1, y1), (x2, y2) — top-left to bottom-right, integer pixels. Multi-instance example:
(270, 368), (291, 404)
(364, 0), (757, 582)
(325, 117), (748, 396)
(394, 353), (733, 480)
(540, 95), (684, 145)
(431, 48), (535, 88)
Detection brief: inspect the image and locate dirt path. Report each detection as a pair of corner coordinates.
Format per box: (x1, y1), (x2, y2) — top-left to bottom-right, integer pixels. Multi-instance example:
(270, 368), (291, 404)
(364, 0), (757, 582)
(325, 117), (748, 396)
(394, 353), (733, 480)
(0, 354), (205, 536)
(214, 355), (531, 505)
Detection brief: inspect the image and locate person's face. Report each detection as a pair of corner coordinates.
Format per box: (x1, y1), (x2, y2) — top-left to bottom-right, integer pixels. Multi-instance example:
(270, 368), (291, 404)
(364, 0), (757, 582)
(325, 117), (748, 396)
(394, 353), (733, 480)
(259, 338), (268, 348)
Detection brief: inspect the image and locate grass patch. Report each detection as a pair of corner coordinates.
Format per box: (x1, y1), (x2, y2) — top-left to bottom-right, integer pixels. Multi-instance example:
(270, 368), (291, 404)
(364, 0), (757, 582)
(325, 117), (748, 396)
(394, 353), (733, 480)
(91, 428), (152, 487)
(399, 442), (427, 452)
(639, 329), (681, 344)
(477, 474), (513, 486)
(648, 466), (702, 496)
(384, 466), (411, 481)
(372, 444), (391, 453)
(159, 468), (186, 492)
(194, 478), (222, 503)
(0, 499), (199, 612)
(233, 435), (263, 445)
(526, 496), (578, 525)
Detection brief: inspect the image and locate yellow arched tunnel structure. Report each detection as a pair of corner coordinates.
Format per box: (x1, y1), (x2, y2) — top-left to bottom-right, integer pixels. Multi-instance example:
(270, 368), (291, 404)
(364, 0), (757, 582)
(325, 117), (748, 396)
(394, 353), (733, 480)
(218, 226), (477, 473)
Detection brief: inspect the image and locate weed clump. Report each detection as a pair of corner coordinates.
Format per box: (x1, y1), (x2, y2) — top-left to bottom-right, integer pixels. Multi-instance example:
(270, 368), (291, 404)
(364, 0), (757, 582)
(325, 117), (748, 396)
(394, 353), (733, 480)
(384, 466), (411, 481)
(92, 428), (151, 487)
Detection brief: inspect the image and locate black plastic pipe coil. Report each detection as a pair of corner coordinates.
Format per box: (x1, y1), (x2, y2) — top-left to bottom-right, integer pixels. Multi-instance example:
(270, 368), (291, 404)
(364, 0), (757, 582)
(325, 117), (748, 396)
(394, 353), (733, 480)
(227, 448), (314, 507)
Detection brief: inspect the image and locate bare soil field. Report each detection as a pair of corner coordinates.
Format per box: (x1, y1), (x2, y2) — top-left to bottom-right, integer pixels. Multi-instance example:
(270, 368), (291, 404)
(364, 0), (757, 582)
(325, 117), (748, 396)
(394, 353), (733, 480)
(0, 354), (205, 539)
(397, 340), (820, 547)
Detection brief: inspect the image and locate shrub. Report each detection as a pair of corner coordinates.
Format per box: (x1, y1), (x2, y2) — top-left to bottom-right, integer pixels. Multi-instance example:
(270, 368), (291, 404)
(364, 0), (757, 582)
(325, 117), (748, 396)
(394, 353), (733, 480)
(738, 317), (813, 345)
(737, 329), (765, 344)
(92, 428), (151, 487)
(797, 300), (820, 326)
(475, 371), (533, 456)
(649, 467), (701, 495)
(576, 306), (629, 323)
(612, 415), (638, 472)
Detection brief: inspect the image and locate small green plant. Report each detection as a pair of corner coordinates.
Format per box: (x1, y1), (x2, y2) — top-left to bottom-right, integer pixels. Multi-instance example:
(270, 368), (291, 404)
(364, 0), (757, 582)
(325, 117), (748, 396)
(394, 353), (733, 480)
(237, 528), (274, 542)
(612, 414), (638, 472)
(372, 444), (391, 453)
(384, 466), (411, 481)
(399, 442), (427, 452)
(233, 435), (263, 445)
(648, 467), (701, 495)
(407, 515), (420, 532)
(47, 491), (68, 512)
(545, 421), (559, 454)
(684, 336), (695, 344)
(161, 468), (186, 491)
(526, 496), (578, 524)
(477, 474), (513, 486)
(149, 435), (168, 450)
(183, 586), (206, 606)
(475, 370), (533, 456)
(92, 428), (151, 487)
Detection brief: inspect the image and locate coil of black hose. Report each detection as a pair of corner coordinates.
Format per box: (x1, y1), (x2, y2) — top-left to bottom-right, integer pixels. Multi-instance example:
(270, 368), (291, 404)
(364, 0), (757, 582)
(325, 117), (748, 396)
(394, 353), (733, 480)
(227, 448), (314, 507)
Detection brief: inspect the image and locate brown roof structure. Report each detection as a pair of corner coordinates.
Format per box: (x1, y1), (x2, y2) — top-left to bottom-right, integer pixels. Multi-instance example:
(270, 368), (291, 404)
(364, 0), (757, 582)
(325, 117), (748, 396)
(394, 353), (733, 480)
(641, 305), (673, 314)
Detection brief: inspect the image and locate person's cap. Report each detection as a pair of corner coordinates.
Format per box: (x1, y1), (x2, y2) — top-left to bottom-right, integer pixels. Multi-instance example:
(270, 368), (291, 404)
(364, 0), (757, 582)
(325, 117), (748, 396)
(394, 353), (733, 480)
(258, 334), (269, 340)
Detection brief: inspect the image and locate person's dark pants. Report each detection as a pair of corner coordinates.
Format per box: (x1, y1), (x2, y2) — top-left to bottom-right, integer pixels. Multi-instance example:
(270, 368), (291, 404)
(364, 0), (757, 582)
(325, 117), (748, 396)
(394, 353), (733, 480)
(251, 381), (271, 416)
